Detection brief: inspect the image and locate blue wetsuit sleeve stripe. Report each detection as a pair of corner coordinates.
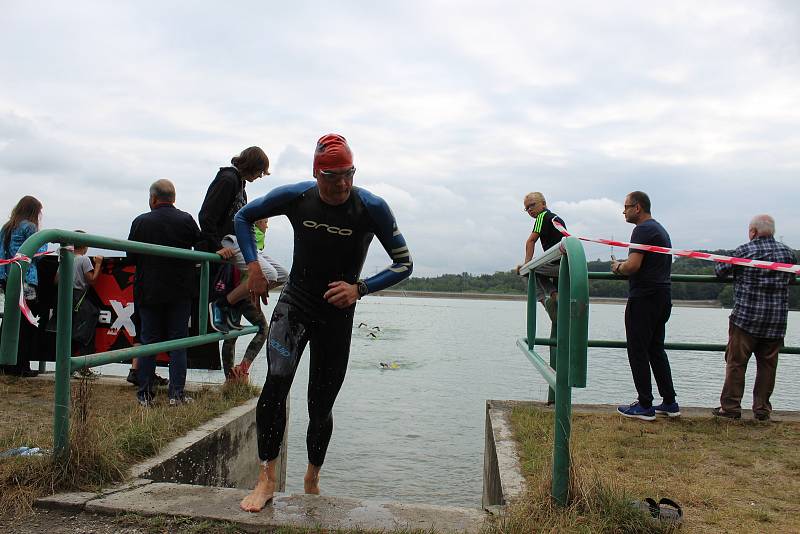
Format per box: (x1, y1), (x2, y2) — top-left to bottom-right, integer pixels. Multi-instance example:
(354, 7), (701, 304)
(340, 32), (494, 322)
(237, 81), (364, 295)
(357, 189), (413, 292)
(234, 182), (315, 264)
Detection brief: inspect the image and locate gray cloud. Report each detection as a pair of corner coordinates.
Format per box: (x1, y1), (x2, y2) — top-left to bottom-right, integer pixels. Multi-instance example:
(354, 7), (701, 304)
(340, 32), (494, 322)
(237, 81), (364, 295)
(1, 1), (799, 277)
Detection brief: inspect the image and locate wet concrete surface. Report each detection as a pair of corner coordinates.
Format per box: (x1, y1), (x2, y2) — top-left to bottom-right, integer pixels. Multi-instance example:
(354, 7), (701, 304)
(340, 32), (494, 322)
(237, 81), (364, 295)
(81, 483), (488, 533)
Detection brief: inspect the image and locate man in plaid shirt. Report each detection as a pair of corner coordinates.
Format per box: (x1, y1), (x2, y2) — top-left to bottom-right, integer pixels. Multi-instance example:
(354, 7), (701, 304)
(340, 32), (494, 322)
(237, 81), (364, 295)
(713, 214), (797, 421)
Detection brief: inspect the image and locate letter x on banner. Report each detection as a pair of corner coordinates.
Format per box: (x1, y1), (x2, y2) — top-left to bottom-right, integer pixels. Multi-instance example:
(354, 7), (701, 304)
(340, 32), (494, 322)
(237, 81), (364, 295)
(551, 220), (800, 274)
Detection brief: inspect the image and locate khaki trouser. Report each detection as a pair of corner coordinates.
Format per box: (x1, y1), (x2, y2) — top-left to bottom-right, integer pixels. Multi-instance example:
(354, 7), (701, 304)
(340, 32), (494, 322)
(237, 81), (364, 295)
(720, 321), (783, 417)
(534, 259), (560, 302)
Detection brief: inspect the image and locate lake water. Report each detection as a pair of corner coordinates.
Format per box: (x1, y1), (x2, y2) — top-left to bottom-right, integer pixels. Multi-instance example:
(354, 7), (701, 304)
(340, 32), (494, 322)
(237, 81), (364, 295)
(33, 296), (800, 507)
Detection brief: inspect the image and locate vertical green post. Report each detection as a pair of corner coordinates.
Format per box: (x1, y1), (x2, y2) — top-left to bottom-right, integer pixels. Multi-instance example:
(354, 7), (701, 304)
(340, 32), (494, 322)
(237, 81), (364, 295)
(199, 261), (209, 335)
(565, 239), (589, 388)
(0, 260), (24, 366)
(526, 272), (537, 350)
(547, 320), (556, 405)
(53, 246), (74, 458)
(551, 250), (572, 505)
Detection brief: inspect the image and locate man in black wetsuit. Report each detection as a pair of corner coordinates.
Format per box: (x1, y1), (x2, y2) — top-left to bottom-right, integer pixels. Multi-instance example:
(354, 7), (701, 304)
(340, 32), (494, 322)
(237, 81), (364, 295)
(235, 133), (413, 512)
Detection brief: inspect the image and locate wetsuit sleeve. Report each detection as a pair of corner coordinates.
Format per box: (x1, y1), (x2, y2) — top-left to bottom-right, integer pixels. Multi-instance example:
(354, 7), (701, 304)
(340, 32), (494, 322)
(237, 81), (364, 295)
(359, 190), (413, 293)
(234, 182), (316, 264)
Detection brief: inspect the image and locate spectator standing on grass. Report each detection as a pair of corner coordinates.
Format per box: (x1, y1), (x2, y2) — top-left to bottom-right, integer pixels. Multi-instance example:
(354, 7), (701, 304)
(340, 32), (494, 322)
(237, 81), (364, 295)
(198, 146), (270, 334)
(0, 196), (47, 377)
(56, 231), (102, 378)
(712, 214), (797, 421)
(128, 179), (227, 407)
(611, 191), (679, 421)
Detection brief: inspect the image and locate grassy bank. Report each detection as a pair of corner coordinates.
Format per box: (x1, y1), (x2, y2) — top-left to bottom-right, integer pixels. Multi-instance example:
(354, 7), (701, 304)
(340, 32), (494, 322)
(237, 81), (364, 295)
(497, 406), (800, 533)
(0, 376), (258, 518)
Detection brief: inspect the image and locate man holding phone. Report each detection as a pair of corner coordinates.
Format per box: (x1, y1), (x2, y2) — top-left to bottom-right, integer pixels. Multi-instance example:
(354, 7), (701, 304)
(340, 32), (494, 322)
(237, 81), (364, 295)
(611, 191), (679, 421)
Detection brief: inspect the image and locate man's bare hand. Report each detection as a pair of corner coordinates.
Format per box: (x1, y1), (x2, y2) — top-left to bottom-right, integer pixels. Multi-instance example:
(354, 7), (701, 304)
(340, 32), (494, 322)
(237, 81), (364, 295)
(247, 263), (269, 307)
(216, 247), (236, 260)
(323, 281), (359, 309)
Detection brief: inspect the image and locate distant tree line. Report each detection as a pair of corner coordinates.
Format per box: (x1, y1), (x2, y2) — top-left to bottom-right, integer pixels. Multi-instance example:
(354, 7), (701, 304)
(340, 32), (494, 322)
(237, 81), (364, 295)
(394, 249), (800, 309)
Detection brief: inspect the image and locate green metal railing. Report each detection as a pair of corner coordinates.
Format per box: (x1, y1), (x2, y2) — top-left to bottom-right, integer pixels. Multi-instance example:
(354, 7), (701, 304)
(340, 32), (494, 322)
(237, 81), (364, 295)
(516, 236), (589, 505)
(517, 241), (800, 505)
(0, 229), (257, 457)
(533, 272), (800, 355)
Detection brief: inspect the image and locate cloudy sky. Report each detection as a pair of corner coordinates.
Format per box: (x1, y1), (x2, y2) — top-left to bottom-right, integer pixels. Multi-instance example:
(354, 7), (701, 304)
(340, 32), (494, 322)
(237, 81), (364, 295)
(2, 1), (798, 276)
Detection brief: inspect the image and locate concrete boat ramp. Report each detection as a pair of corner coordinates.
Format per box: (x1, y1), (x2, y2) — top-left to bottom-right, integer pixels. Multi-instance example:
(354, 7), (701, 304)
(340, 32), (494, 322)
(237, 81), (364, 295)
(33, 389), (492, 532)
(37, 482), (490, 532)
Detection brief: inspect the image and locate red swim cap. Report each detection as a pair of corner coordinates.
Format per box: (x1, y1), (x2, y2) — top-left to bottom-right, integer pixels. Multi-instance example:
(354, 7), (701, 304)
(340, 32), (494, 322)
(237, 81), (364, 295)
(313, 133), (353, 174)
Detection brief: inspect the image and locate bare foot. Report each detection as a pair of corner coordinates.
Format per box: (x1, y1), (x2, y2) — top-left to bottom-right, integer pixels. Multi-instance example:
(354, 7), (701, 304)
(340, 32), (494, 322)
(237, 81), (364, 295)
(240, 461), (276, 512)
(304, 464), (321, 495)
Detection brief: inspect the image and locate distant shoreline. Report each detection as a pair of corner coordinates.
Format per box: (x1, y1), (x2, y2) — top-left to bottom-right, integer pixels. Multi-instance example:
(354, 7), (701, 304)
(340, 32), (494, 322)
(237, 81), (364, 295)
(372, 290), (724, 308)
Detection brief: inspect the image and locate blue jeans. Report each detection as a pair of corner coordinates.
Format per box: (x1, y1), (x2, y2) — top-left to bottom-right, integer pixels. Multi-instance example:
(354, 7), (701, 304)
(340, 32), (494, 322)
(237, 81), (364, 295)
(137, 298), (191, 401)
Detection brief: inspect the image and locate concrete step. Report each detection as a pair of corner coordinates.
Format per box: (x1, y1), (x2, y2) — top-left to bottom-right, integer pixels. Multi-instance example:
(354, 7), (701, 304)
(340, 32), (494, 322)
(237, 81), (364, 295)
(42, 482), (489, 533)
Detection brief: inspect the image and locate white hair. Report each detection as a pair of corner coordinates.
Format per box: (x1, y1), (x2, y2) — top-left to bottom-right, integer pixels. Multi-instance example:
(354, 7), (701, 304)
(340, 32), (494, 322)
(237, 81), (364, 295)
(749, 214), (775, 237)
(524, 192), (546, 205)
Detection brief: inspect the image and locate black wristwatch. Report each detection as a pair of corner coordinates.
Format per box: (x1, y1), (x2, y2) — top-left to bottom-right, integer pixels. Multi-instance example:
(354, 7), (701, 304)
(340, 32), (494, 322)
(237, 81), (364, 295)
(356, 280), (369, 298)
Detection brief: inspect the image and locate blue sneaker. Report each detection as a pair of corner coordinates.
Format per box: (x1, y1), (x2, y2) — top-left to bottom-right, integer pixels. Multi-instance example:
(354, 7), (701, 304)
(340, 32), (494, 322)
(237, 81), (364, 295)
(226, 306), (243, 330)
(617, 401), (656, 421)
(209, 301), (230, 334)
(654, 401), (681, 417)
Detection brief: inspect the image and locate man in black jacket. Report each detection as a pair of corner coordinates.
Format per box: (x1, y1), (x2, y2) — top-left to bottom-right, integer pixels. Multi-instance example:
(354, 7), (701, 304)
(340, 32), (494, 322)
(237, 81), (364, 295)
(128, 179), (218, 406)
(199, 147), (270, 334)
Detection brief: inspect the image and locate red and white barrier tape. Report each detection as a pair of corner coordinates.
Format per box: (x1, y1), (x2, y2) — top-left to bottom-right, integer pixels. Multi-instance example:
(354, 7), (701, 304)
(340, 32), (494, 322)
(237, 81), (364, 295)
(0, 250), (54, 265)
(1, 250), (56, 327)
(552, 220), (800, 275)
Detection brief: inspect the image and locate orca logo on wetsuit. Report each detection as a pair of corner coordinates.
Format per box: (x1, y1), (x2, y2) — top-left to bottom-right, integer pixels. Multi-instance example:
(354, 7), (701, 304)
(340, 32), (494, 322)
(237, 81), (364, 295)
(302, 220), (353, 236)
(269, 339), (292, 359)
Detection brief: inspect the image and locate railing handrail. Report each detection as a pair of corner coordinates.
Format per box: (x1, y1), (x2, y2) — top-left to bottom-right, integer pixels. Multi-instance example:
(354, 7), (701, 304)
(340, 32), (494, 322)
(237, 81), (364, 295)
(518, 239), (564, 276)
(589, 271), (800, 285)
(530, 337), (800, 355)
(1, 228), (255, 458)
(9, 228), (226, 263)
(1, 229), (226, 366)
(517, 236), (588, 505)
